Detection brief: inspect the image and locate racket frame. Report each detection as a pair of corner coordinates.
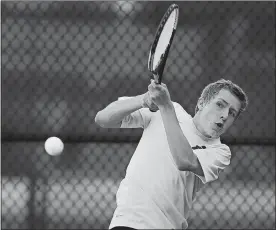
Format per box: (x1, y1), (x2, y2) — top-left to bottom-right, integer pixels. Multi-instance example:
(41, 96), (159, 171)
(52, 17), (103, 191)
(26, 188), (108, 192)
(148, 4), (179, 84)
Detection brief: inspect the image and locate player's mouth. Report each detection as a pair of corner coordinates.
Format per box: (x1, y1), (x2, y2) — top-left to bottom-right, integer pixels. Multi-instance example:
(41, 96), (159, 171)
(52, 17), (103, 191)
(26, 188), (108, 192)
(215, 122), (224, 129)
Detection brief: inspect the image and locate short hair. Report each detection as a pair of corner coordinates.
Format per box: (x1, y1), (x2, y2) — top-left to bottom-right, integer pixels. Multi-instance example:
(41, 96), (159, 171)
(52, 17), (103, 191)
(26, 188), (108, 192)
(195, 79), (249, 116)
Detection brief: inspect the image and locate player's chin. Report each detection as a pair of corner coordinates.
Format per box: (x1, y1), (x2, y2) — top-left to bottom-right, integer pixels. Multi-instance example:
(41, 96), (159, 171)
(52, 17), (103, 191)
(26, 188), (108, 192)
(209, 129), (223, 139)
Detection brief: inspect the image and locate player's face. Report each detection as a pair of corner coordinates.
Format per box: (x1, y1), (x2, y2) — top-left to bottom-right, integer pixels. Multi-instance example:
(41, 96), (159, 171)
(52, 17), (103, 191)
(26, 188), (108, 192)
(197, 89), (241, 139)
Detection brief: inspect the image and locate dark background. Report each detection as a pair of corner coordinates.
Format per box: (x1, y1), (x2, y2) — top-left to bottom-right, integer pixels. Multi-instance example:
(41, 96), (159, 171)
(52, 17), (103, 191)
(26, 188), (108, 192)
(1, 1), (275, 229)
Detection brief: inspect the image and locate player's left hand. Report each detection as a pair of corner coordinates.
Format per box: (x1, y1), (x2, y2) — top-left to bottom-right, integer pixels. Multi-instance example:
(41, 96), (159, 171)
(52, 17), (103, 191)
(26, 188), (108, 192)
(148, 79), (172, 108)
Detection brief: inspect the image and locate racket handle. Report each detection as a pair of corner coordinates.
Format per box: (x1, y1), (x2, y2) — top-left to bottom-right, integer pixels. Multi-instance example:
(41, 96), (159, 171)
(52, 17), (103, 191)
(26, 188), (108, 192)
(153, 73), (161, 84)
(149, 74), (160, 112)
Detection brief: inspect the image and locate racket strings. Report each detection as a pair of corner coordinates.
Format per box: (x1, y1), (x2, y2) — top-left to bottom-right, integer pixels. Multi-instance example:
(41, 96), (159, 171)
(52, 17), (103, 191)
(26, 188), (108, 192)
(153, 10), (177, 69)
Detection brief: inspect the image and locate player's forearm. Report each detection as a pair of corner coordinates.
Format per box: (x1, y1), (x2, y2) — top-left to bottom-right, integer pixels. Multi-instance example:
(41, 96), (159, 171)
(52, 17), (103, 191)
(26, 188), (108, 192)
(95, 94), (144, 128)
(159, 102), (197, 171)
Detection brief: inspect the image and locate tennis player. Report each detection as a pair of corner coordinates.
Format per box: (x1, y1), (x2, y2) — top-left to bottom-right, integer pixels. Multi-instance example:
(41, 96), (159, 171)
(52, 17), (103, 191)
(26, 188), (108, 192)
(95, 79), (248, 229)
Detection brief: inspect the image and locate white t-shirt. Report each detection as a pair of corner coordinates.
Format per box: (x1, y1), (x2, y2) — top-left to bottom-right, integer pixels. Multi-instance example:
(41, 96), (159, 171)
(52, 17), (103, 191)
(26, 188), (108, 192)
(109, 101), (231, 229)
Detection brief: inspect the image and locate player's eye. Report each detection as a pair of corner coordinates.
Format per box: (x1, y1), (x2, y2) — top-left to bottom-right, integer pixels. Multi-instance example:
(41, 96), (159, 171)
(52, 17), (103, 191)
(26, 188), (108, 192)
(216, 102), (223, 108)
(230, 110), (236, 117)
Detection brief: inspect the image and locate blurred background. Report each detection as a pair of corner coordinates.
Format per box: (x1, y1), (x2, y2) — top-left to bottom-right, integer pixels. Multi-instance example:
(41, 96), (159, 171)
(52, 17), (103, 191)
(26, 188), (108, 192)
(1, 1), (275, 229)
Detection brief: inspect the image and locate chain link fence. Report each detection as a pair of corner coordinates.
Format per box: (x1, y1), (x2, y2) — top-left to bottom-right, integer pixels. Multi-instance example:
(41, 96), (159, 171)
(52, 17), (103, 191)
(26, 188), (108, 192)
(1, 1), (275, 229)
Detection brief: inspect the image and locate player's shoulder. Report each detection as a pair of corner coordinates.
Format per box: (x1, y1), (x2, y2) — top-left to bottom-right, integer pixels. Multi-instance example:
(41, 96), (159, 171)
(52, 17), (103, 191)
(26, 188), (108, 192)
(172, 101), (192, 121)
(172, 101), (186, 112)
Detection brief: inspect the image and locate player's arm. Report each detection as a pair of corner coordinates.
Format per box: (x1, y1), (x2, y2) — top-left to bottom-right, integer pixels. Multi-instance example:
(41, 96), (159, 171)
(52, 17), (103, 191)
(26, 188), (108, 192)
(159, 103), (204, 175)
(95, 94), (145, 128)
(148, 80), (203, 174)
(95, 92), (158, 128)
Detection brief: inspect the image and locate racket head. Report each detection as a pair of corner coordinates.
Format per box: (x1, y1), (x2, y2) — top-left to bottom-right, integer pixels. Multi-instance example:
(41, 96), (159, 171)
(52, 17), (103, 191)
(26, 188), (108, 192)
(148, 4), (179, 84)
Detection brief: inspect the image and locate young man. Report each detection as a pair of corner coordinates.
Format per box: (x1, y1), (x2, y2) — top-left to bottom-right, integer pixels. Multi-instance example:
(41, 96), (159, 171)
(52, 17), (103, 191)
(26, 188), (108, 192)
(95, 79), (248, 229)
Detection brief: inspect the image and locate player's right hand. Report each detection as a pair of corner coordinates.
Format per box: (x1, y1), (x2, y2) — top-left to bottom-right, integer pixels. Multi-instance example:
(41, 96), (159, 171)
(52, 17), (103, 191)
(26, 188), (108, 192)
(142, 92), (159, 112)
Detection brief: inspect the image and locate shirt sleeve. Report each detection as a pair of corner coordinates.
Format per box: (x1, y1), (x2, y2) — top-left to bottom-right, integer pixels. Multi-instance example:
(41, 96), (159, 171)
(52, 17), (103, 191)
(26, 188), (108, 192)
(193, 144), (231, 184)
(118, 96), (152, 129)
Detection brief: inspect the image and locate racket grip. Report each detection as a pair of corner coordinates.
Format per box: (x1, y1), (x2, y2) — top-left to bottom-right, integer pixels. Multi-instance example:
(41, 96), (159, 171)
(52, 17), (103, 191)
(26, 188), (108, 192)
(153, 73), (161, 84)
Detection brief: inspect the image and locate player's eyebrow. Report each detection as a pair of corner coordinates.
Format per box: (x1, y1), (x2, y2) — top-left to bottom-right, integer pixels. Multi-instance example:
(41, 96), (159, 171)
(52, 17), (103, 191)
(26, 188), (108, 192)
(218, 98), (239, 113)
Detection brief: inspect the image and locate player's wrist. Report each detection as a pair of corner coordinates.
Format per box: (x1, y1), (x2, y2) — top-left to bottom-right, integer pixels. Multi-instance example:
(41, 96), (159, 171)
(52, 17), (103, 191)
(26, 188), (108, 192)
(136, 93), (147, 108)
(159, 100), (174, 111)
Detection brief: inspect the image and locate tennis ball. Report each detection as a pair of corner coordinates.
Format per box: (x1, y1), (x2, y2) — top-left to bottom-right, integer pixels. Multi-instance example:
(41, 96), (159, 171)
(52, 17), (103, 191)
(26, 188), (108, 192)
(44, 136), (64, 156)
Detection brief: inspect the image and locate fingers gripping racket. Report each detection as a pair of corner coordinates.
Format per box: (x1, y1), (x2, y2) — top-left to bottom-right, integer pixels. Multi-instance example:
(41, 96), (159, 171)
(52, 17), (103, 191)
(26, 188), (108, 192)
(148, 4), (179, 111)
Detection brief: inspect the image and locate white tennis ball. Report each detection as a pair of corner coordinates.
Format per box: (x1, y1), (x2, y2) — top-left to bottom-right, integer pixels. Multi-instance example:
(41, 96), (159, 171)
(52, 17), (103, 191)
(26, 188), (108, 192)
(44, 137), (64, 156)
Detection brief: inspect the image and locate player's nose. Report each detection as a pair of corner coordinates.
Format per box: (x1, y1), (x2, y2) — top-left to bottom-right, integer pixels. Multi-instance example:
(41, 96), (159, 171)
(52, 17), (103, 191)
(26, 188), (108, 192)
(220, 108), (229, 121)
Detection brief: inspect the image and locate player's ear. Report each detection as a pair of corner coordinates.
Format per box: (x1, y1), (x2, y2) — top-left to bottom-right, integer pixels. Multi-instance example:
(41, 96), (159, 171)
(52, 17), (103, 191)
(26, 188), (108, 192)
(197, 99), (204, 111)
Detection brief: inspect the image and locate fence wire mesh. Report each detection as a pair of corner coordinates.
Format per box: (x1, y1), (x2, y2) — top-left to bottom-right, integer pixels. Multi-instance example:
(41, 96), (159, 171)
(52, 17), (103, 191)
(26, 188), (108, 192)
(1, 1), (275, 229)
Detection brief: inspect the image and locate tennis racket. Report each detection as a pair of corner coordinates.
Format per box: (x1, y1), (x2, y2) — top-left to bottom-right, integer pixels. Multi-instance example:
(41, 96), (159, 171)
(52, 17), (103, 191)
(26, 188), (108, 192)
(148, 4), (179, 111)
